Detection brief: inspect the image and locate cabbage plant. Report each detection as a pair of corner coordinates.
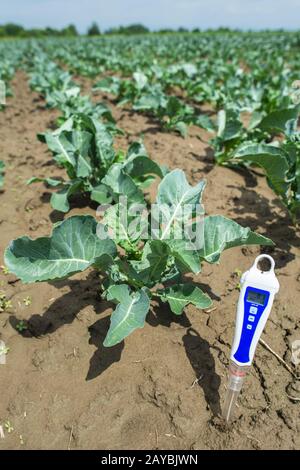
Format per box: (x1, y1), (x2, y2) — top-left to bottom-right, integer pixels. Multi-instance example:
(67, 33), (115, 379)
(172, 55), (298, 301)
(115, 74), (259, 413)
(5, 169), (273, 347)
(228, 106), (300, 222)
(28, 114), (165, 213)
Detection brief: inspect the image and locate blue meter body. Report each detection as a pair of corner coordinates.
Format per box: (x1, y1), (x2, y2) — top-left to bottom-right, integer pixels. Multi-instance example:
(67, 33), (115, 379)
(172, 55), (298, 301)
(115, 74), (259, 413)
(230, 255), (279, 367)
(233, 286), (270, 364)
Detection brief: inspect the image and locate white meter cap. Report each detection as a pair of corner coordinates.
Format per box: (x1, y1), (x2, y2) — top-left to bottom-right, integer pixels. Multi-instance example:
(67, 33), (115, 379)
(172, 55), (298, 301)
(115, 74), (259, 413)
(241, 254), (279, 293)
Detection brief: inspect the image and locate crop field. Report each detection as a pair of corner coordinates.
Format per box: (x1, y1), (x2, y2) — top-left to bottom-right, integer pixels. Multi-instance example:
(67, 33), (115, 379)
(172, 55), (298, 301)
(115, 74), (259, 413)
(0, 32), (299, 450)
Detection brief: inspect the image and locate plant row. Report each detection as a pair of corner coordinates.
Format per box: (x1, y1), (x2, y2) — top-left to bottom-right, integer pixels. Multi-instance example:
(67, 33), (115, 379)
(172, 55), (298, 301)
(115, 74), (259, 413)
(3, 44), (275, 347)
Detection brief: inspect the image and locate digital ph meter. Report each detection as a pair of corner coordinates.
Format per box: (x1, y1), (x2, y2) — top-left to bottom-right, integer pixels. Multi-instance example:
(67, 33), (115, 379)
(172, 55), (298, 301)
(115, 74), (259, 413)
(223, 254), (280, 423)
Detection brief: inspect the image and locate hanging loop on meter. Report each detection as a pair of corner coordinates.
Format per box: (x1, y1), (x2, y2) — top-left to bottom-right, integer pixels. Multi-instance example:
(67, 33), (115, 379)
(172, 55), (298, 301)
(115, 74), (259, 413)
(253, 254), (275, 272)
(231, 254), (279, 367)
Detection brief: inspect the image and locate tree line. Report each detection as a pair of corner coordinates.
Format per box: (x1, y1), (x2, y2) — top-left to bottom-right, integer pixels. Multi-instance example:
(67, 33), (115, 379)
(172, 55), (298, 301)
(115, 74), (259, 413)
(0, 23), (246, 38)
(0, 23), (151, 37)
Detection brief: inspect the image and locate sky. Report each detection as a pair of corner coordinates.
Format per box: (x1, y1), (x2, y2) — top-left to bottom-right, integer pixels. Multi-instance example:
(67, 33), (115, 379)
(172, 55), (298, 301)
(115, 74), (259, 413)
(1, 0), (299, 32)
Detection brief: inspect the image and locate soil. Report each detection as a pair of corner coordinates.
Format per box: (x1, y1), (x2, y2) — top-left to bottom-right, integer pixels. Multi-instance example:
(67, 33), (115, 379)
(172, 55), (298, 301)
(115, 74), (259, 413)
(0, 71), (299, 450)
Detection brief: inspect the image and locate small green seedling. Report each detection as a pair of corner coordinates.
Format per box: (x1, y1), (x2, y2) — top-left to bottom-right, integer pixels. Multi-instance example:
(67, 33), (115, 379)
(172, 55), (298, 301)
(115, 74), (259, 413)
(0, 292), (12, 312)
(4, 421), (14, 434)
(16, 320), (27, 332)
(23, 296), (32, 306)
(0, 265), (9, 275)
(233, 268), (242, 291)
(0, 344), (9, 356)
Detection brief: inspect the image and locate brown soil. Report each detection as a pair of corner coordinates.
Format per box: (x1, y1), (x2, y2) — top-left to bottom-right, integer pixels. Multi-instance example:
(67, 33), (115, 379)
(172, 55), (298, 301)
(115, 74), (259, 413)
(0, 71), (299, 450)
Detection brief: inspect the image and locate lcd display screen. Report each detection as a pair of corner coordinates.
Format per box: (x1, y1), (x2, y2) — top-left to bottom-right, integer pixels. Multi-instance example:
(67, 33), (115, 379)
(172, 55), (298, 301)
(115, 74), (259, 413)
(247, 290), (266, 306)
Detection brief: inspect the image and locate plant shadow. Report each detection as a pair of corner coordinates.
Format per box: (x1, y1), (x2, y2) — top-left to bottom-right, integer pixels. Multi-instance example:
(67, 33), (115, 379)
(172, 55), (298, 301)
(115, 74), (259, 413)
(147, 303), (191, 328)
(9, 271), (102, 337)
(181, 277), (221, 302)
(183, 327), (221, 416)
(39, 192), (99, 224)
(188, 146), (215, 174)
(147, 304), (221, 416)
(9, 271), (125, 380)
(9, 270), (220, 403)
(227, 184), (299, 268)
(228, 165), (258, 188)
(86, 317), (124, 381)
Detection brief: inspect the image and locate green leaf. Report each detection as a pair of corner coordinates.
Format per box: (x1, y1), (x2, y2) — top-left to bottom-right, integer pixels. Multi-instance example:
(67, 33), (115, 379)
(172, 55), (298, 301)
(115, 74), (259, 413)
(103, 201), (147, 248)
(195, 114), (216, 132)
(90, 183), (112, 204)
(174, 121), (188, 137)
(4, 215), (116, 283)
(126, 141), (148, 159)
(124, 155), (164, 179)
(44, 133), (75, 165)
(93, 76), (121, 95)
(181, 63), (197, 77)
(134, 175), (156, 189)
(259, 106), (299, 134)
(27, 177), (62, 187)
(133, 71), (148, 90)
(134, 92), (165, 111)
(165, 96), (184, 116)
(104, 285), (150, 347)
(49, 114), (117, 169)
(199, 215), (274, 264)
(217, 109), (243, 141)
(102, 163), (144, 203)
(69, 131), (93, 178)
(234, 143), (290, 197)
(50, 180), (83, 213)
(155, 169), (206, 240)
(130, 240), (170, 284)
(166, 239), (201, 274)
(45, 131), (93, 178)
(248, 111), (264, 130)
(158, 283), (212, 315)
(94, 126), (116, 169)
